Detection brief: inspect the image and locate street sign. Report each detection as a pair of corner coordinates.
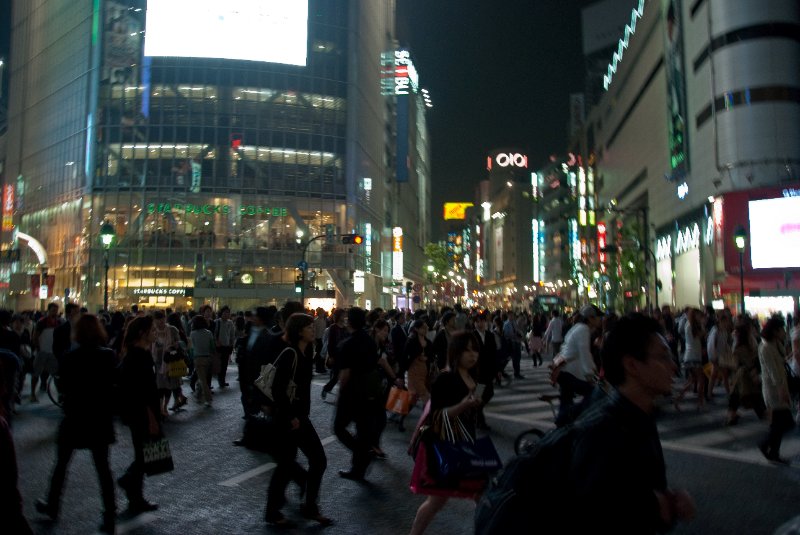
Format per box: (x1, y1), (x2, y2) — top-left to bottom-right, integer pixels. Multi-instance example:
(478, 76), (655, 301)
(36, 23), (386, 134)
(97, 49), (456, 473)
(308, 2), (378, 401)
(297, 261), (308, 270)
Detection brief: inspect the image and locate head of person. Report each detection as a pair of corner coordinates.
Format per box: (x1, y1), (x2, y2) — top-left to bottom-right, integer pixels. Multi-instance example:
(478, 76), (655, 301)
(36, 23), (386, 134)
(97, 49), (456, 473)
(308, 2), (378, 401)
(74, 314), (108, 347)
(578, 304), (603, 331)
(408, 318), (426, 338)
(475, 311), (489, 332)
(253, 306), (276, 327)
(447, 331), (479, 372)
(761, 315), (786, 343)
(152, 309), (166, 327)
(332, 308), (346, 325)
(372, 319), (390, 343)
(220, 306), (231, 320)
(121, 315), (155, 357)
(47, 302), (59, 318)
(365, 308), (382, 327)
(284, 313), (315, 347)
(280, 301), (304, 328)
(191, 315), (208, 331)
(601, 314), (674, 397)
(733, 318), (754, 349)
(347, 307), (367, 332)
(64, 303), (80, 322)
(440, 311), (456, 331)
(201, 305), (214, 321)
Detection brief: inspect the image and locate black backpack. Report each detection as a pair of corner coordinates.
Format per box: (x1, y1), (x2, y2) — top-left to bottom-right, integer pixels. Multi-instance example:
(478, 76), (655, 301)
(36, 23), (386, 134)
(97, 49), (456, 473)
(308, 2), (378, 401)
(474, 425), (576, 534)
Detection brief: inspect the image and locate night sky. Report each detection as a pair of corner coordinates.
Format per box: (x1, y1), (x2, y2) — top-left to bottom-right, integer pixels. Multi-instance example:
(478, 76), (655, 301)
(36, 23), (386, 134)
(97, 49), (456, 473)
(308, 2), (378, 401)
(397, 0), (587, 236)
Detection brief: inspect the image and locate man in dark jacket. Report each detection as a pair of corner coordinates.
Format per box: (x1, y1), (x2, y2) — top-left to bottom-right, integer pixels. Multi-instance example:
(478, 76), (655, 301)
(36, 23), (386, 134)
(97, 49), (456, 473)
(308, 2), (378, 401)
(237, 306), (276, 417)
(334, 307), (379, 481)
(565, 314), (695, 532)
(473, 311), (498, 430)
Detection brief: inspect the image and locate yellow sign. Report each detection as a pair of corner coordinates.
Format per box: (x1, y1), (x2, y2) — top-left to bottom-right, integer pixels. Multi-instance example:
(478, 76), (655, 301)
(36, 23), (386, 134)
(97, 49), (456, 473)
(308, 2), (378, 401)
(443, 202), (474, 220)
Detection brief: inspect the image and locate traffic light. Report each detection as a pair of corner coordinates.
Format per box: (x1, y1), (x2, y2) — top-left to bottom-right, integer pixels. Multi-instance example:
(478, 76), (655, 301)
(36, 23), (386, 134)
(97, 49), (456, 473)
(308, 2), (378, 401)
(295, 273), (303, 294)
(341, 234), (364, 245)
(406, 281), (413, 293)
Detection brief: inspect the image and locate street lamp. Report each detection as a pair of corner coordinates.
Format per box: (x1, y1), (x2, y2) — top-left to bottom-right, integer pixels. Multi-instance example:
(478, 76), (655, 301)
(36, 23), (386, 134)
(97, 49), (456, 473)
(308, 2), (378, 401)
(99, 220), (116, 312)
(734, 225), (747, 315)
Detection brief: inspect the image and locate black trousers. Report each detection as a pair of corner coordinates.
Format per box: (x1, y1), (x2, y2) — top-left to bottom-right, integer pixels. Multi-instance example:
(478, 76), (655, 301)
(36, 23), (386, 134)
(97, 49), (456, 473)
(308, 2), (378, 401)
(761, 408), (794, 458)
(120, 424), (147, 503)
(47, 438), (115, 515)
(556, 372), (594, 427)
(333, 397), (373, 476)
(266, 417), (326, 517)
(217, 346), (233, 385)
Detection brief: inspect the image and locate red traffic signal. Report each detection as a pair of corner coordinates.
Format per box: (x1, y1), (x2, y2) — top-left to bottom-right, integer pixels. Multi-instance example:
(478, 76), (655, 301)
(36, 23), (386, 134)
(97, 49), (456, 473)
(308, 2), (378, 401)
(341, 234), (364, 245)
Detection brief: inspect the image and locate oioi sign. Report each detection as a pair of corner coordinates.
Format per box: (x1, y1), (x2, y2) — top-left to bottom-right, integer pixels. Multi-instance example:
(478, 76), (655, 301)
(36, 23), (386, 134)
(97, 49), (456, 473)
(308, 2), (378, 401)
(488, 153), (528, 170)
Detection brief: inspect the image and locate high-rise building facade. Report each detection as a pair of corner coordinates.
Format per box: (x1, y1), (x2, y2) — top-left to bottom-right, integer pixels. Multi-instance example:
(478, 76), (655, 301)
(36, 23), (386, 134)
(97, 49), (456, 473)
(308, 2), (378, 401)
(3, 0), (429, 311)
(580, 0), (800, 315)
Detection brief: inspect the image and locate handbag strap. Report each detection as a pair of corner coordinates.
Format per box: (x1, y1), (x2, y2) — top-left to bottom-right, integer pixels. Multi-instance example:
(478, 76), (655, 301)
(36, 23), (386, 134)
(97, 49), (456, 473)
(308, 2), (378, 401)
(441, 409), (474, 444)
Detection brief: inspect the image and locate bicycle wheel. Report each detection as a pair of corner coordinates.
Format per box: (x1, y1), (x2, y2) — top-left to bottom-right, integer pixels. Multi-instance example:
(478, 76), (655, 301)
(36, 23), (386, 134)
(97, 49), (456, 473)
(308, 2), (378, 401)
(514, 428), (545, 455)
(47, 375), (63, 407)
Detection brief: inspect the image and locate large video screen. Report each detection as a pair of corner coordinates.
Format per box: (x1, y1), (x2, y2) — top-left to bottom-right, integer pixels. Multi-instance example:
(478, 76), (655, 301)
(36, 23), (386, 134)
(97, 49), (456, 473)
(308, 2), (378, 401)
(144, 0), (308, 66)
(748, 196), (800, 269)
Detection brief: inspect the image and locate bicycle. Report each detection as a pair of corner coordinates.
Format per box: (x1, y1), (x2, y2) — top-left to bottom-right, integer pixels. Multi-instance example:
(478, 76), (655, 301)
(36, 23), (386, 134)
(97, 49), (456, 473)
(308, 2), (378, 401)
(46, 374), (64, 408)
(513, 394), (558, 455)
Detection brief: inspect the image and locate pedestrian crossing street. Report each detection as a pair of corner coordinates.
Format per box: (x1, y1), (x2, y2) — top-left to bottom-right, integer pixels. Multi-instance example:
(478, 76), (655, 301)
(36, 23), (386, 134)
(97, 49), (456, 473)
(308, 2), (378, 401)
(484, 356), (800, 467)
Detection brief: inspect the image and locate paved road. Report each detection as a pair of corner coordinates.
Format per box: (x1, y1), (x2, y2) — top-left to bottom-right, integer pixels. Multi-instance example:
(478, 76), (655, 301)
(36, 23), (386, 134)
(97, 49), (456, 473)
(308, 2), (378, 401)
(11, 355), (800, 534)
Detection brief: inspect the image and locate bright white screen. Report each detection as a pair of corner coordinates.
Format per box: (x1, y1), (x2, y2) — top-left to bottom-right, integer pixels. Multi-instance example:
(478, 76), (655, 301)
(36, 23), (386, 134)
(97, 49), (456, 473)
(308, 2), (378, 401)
(748, 197), (800, 269)
(144, 0), (308, 66)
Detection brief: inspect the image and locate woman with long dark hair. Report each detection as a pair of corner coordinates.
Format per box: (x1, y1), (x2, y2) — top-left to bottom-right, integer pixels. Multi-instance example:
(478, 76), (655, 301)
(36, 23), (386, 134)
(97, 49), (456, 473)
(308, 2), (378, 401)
(409, 331), (483, 535)
(265, 313), (332, 528)
(117, 315), (161, 513)
(35, 314), (117, 533)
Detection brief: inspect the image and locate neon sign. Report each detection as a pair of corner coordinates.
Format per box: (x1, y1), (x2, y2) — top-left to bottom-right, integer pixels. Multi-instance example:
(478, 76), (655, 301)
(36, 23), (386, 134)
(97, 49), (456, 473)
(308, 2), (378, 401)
(603, 0), (646, 91)
(494, 153), (528, 169)
(394, 50), (419, 95)
(597, 222), (607, 269)
(657, 236), (672, 260)
(2, 185), (14, 231)
(675, 223), (700, 255)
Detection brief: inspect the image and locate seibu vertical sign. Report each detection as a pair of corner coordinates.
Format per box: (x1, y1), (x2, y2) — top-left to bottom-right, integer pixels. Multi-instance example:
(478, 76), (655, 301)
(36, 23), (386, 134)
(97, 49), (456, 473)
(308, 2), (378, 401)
(2, 184), (14, 231)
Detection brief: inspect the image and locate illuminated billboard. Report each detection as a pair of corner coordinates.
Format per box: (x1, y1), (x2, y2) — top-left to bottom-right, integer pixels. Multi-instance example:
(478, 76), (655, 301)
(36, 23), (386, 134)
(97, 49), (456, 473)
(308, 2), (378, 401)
(749, 197), (800, 269)
(443, 202), (474, 220)
(144, 0), (308, 66)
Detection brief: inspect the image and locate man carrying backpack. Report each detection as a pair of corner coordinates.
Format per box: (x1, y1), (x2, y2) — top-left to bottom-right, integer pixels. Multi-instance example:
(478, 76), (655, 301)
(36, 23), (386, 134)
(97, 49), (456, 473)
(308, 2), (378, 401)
(476, 314), (695, 534)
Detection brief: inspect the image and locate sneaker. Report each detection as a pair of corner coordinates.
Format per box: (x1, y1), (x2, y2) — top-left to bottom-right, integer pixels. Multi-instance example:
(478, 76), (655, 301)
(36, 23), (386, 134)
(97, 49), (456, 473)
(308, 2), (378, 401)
(320, 389), (328, 400)
(35, 499), (58, 520)
(299, 505), (334, 527)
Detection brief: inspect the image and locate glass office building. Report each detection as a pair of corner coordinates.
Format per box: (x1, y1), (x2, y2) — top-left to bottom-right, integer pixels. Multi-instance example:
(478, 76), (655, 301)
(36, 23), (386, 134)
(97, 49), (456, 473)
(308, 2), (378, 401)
(3, 0), (417, 311)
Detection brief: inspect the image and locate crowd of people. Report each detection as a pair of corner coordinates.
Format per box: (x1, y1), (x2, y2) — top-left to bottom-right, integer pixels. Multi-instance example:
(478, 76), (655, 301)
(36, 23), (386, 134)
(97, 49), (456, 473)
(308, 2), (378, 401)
(0, 299), (798, 533)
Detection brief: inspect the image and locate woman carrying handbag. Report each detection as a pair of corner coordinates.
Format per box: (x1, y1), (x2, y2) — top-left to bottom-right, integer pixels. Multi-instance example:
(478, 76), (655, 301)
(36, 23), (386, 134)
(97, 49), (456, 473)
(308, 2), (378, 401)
(409, 331), (494, 535)
(117, 316), (162, 514)
(265, 313), (333, 528)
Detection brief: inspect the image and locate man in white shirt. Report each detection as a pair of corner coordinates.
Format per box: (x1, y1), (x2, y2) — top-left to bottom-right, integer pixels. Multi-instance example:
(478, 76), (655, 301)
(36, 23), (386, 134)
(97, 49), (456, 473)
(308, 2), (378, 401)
(550, 305), (603, 426)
